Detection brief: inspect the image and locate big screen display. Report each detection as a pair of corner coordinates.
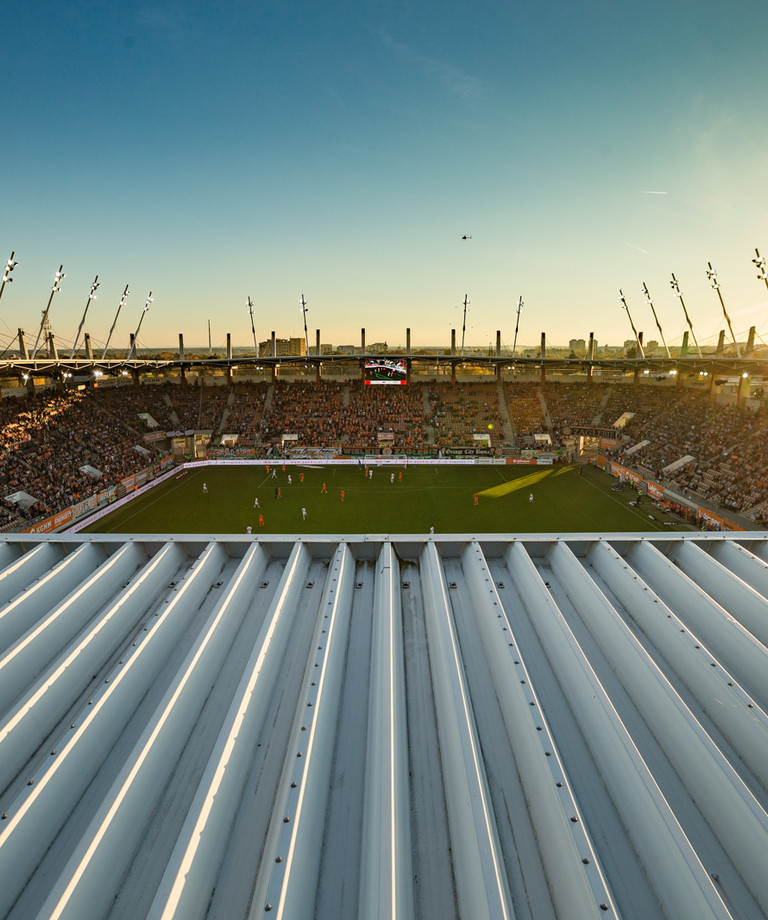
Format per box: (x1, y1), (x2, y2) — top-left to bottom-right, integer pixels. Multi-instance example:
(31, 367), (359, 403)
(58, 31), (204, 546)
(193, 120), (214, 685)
(363, 359), (407, 385)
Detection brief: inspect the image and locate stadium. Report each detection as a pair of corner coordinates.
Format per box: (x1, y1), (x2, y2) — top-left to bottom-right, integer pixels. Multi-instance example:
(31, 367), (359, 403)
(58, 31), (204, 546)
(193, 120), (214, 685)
(3, 317), (768, 920)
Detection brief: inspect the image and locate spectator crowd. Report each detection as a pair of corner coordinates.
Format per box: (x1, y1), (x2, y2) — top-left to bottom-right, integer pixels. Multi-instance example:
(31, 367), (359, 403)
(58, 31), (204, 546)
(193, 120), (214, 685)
(3, 376), (768, 528)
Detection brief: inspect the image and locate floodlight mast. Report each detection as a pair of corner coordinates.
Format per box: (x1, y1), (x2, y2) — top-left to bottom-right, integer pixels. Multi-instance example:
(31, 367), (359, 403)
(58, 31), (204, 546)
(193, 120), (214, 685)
(669, 274), (702, 358)
(460, 294), (469, 357)
(752, 248), (768, 293)
(642, 282), (670, 357)
(128, 293), (153, 360)
(512, 296), (523, 359)
(0, 252), (18, 304)
(300, 294), (309, 355)
(619, 290), (645, 358)
(70, 276), (100, 359)
(101, 285), (130, 360)
(706, 262), (741, 358)
(31, 265), (65, 360)
(247, 297), (258, 354)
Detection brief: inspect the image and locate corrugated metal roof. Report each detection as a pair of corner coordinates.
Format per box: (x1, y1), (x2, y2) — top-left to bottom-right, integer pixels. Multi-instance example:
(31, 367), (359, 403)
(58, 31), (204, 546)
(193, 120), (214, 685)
(1, 533), (768, 920)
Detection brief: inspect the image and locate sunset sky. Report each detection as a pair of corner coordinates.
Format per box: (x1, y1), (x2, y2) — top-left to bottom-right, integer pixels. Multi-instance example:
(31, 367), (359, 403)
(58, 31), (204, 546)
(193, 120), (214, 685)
(3, 0), (768, 353)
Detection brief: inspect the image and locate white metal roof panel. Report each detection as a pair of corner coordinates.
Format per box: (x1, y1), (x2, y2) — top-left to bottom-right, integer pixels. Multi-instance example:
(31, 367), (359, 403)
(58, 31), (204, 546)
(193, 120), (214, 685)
(1, 533), (768, 920)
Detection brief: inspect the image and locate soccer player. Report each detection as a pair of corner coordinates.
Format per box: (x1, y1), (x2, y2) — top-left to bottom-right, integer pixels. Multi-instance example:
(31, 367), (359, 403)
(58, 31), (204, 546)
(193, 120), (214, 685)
(474, 493), (478, 506)
(302, 507), (307, 520)
(529, 493), (533, 503)
(390, 472), (395, 484)
(321, 482), (327, 493)
(203, 482), (208, 494)
(246, 525), (252, 534)
(288, 474), (292, 485)
(341, 489), (345, 502)
(259, 514), (264, 528)
(254, 497), (260, 509)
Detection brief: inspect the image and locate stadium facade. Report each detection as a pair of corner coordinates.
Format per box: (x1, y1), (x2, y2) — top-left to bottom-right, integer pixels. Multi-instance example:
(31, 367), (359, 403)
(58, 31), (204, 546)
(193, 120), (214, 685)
(1, 531), (768, 919)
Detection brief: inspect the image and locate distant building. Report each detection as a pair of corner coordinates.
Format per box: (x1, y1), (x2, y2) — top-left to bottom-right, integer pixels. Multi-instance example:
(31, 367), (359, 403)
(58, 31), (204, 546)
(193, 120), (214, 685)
(258, 337), (307, 357)
(569, 338), (586, 354)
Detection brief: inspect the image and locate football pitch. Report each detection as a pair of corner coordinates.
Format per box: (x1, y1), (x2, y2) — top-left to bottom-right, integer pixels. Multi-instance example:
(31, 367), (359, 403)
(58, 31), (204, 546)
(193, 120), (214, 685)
(83, 463), (690, 534)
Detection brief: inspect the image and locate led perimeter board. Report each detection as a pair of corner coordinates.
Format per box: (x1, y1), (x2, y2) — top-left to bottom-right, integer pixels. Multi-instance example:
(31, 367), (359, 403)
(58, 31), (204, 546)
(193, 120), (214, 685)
(363, 358), (407, 385)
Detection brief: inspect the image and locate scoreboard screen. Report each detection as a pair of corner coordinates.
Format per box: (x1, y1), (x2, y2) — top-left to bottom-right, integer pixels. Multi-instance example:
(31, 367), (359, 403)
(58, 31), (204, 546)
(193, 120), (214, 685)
(363, 359), (407, 385)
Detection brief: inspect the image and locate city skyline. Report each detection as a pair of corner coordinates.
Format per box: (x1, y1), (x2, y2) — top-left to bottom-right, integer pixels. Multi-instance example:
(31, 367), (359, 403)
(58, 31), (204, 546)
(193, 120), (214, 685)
(3, 1), (768, 353)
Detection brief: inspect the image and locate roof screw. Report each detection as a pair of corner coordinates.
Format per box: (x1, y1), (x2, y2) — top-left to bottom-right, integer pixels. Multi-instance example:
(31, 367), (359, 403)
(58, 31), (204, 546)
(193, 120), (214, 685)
(291, 782), (298, 788)
(275, 856), (283, 863)
(570, 815), (578, 822)
(283, 816), (290, 823)
(582, 857), (590, 864)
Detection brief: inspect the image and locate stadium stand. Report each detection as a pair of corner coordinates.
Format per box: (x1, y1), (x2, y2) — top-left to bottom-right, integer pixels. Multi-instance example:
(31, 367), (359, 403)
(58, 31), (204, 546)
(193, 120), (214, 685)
(3, 377), (768, 529)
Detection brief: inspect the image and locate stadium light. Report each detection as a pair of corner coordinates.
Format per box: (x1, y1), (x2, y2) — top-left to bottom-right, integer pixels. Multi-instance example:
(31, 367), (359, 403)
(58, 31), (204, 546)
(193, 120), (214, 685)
(246, 297), (258, 354)
(669, 274), (702, 358)
(300, 294), (309, 355)
(752, 248), (768, 292)
(641, 282), (670, 357)
(512, 296), (523, 359)
(31, 265), (65, 360)
(128, 292), (153, 360)
(618, 290), (645, 358)
(70, 275), (100, 359)
(0, 251), (18, 303)
(102, 285), (130, 360)
(706, 262), (741, 358)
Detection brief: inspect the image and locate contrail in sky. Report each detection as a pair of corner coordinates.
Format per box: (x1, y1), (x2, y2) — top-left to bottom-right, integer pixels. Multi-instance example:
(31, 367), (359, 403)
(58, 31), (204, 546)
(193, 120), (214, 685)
(639, 190), (668, 195)
(624, 242), (649, 254)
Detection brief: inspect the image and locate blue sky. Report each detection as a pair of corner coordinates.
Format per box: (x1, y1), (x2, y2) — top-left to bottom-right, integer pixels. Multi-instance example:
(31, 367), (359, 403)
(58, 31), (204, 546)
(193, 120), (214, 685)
(3, 0), (768, 352)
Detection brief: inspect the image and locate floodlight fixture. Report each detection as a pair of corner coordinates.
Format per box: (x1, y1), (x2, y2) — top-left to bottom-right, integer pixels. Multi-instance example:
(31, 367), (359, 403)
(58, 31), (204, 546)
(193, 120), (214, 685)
(753, 248), (768, 291)
(706, 261), (741, 358)
(669, 273), (702, 358)
(300, 294), (309, 355)
(246, 296), (258, 354)
(128, 292), (153, 359)
(0, 251), (18, 302)
(31, 264), (65, 360)
(460, 294), (469, 356)
(70, 275), (100, 358)
(641, 282), (670, 357)
(101, 285), (130, 359)
(618, 289), (645, 358)
(512, 296), (523, 359)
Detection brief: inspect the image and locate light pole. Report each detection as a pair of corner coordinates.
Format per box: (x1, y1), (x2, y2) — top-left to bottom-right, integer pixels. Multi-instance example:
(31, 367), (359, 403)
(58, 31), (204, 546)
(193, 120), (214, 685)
(128, 292), (153, 360)
(31, 265), (65, 360)
(619, 290), (645, 358)
(642, 282), (670, 357)
(460, 294), (469, 357)
(752, 248), (768, 294)
(101, 285), (130, 359)
(0, 252), (18, 304)
(669, 274), (702, 358)
(512, 296), (523, 359)
(247, 297), (258, 354)
(300, 294), (309, 355)
(706, 262), (741, 358)
(70, 276), (100, 358)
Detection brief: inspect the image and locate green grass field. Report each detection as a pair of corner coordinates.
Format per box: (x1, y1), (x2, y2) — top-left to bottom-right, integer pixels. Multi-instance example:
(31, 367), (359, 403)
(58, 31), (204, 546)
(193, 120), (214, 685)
(83, 463), (690, 534)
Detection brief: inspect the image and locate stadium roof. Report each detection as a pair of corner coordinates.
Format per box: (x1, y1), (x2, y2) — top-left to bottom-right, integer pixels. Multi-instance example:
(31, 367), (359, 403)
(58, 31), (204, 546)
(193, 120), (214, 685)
(1, 532), (768, 919)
